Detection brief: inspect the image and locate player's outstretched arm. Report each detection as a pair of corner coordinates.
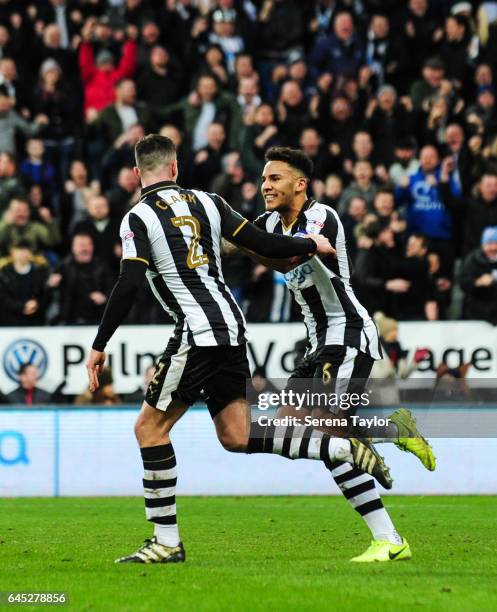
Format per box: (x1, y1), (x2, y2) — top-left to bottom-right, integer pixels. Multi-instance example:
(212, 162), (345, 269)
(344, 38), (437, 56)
(223, 230), (336, 272)
(229, 220), (336, 259)
(86, 259), (147, 391)
(222, 238), (302, 273)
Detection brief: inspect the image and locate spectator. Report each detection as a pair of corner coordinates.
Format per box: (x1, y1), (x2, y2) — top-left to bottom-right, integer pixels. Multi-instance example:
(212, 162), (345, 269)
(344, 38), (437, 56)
(74, 366), (120, 405)
(388, 136), (419, 187)
(236, 76), (261, 118)
(160, 74), (241, 151)
(232, 53), (258, 90)
(0, 152), (28, 214)
(394, 0), (441, 85)
(355, 220), (403, 316)
(240, 101), (280, 178)
(443, 122), (478, 194)
(287, 56), (315, 101)
(31, 58), (81, 186)
(0, 198), (61, 256)
(309, 11), (364, 82)
(36, 0), (80, 49)
(0, 240), (50, 326)
(409, 57), (446, 112)
(338, 160), (377, 214)
(438, 14), (471, 87)
(391, 233), (438, 321)
(136, 21), (162, 73)
(90, 80), (153, 150)
(55, 232), (113, 324)
(211, 152), (247, 212)
(345, 131), (382, 177)
(257, 0), (307, 90)
(0, 89), (47, 155)
(460, 226), (497, 324)
(276, 80), (309, 147)
(341, 196), (366, 260)
(6, 364), (52, 405)
(61, 160), (100, 234)
(19, 138), (57, 202)
(396, 145), (460, 274)
(466, 85), (497, 134)
(317, 94), (356, 160)
(137, 45), (184, 110)
(35, 22), (79, 85)
(364, 13), (401, 89)
(369, 312), (428, 406)
(199, 43), (230, 88)
(365, 85), (413, 166)
(319, 173), (343, 209)
(79, 18), (137, 119)
(441, 171), (497, 255)
(158, 0), (200, 62)
(299, 127), (340, 181)
(190, 121), (227, 190)
(0, 57), (31, 115)
(101, 123), (145, 189)
(246, 366), (280, 406)
(209, 8), (244, 74)
(158, 123), (190, 181)
(106, 166), (140, 220)
(72, 195), (121, 271)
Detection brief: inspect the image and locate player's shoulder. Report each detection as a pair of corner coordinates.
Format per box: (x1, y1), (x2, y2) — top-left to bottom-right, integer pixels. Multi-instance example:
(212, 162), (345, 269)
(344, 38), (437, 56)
(254, 210), (280, 231)
(304, 200), (339, 228)
(120, 201), (157, 232)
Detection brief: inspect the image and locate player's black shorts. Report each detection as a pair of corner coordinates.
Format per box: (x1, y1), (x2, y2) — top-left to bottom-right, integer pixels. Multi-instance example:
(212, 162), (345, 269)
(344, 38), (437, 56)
(286, 344), (374, 415)
(145, 337), (250, 418)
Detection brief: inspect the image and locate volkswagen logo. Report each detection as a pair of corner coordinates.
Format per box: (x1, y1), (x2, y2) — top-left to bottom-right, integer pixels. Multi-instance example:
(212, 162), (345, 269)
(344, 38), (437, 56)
(2, 339), (48, 383)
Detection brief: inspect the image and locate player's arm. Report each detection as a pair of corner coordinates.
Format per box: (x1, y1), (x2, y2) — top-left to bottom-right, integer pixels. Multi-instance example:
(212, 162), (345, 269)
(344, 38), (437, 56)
(87, 213), (150, 391)
(221, 237), (302, 273)
(218, 202), (334, 268)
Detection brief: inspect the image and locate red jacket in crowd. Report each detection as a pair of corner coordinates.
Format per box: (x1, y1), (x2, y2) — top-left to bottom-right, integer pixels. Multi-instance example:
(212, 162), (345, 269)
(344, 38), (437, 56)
(79, 40), (137, 117)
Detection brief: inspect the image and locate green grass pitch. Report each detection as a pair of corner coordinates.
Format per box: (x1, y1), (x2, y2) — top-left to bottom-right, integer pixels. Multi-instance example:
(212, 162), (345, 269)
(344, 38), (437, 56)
(1, 496), (497, 611)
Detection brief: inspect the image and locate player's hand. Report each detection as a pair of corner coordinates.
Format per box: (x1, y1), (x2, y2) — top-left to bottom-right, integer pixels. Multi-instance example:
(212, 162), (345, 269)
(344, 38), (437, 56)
(306, 234), (337, 258)
(86, 349), (106, 392)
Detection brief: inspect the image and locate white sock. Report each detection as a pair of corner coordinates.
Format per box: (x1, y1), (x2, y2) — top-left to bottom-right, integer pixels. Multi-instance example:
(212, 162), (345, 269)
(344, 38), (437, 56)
(328, 438), (353, 463)
(154, 524), (180, 547)
(363, 508), (403, 544)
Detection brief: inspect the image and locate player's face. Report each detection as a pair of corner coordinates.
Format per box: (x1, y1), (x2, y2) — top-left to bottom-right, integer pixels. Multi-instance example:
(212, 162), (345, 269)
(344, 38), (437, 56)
(261, 161), (305, 212)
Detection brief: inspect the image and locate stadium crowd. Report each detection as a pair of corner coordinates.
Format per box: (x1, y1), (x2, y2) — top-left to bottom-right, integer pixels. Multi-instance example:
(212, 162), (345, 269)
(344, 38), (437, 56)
(1, 0), (497, 326)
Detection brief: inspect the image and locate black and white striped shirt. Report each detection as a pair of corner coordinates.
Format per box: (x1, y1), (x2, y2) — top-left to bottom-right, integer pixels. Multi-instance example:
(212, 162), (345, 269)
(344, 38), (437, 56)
(121, 180), (248, 346)
(92, 181), (322, 352)
(254, 199), (382, 359)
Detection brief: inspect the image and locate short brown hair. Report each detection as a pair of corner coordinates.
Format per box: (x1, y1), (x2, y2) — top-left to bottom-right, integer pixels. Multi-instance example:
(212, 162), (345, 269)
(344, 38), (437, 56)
(135, 134), (176, 173)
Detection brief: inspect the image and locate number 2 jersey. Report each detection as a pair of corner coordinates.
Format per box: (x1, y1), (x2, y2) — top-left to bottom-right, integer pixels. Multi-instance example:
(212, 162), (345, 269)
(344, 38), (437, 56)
(254, 199), (382, 359)
(105, 180), (319, 349)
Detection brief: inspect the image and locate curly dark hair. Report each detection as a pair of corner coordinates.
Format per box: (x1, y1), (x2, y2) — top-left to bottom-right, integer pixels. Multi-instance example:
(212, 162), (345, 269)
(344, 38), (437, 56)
(264, 146), (314, 179)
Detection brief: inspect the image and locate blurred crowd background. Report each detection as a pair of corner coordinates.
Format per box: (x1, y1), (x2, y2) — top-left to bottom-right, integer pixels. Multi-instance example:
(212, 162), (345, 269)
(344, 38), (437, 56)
(1, 0), (497, 330)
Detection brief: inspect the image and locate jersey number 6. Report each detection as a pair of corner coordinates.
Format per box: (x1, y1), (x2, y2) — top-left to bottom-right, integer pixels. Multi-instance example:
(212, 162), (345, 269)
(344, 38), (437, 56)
(171, 215), (209, 269)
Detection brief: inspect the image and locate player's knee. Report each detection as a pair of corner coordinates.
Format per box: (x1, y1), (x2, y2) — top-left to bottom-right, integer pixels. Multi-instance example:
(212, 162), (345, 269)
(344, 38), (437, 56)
(134, 404), (172, 445)
(218, 428), (247, 453)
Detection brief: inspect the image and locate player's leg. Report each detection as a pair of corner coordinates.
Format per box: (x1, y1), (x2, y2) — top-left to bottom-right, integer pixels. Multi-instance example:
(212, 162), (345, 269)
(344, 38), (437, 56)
(276, 403), (402, 546)
(314, 346), (409, 560)
(315, 346), (435, 469)
(211, 397), (390, 488)
(205, 346), (392, 487)
(135, 400), (188, 548)
(116, 338), (198, 564)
